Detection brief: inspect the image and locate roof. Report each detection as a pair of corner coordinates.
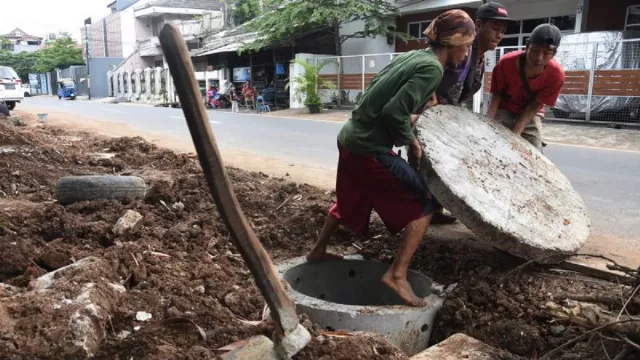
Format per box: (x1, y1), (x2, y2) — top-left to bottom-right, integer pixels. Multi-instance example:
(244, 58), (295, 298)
(191, 31), (257, 57)
(2, 28), (43, 41)
(106, 1), (117, 7)
(137, 0), (224, 11)
(193, 35), (257, 57)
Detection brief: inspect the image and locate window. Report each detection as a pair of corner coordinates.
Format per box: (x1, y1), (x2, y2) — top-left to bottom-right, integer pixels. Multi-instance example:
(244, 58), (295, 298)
(407, 21), (432, 39)
(500, 15), (576, 47)
(626, 5), (640, 30)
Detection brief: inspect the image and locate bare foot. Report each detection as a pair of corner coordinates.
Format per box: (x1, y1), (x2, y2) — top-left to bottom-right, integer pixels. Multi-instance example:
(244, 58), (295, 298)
(382, 272), (427, 307)
(306, 251), (343, 262)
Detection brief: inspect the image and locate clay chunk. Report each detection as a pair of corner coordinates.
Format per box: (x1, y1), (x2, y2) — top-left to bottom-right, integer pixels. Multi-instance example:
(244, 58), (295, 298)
(0, 257), (125, 358)
(416, 105), (590, 264)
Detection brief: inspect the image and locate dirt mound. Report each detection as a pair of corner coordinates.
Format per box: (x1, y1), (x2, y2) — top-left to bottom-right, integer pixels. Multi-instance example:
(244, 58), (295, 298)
(0, 116), (636, 359)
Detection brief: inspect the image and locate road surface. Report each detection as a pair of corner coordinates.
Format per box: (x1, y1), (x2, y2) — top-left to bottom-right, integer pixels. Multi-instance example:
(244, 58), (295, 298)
(19, 97), (640, 245)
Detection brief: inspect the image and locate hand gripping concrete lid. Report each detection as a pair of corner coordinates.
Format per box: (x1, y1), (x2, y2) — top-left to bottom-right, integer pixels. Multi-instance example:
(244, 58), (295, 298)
(415, 105), (590, 263)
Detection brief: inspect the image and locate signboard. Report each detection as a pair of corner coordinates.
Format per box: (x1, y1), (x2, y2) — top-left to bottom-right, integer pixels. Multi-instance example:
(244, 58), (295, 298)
(29, 74), (39, 86)
(232, 67), (251, 82)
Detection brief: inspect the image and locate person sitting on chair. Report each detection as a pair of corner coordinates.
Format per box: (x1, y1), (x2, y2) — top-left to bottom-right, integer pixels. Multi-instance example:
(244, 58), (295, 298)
(242, 81), (256, 109)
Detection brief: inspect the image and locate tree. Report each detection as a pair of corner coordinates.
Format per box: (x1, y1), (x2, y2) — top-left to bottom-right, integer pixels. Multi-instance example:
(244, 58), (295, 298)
(231, 0), (263, 25)
(0, 51), (38, 81)
(0, 37), (13, 52)
(240, 0), (407, 56)
(35, 36), (84, 73)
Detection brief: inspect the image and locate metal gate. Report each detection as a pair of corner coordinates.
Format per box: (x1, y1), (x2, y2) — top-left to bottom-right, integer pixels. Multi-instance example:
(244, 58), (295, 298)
(58, 66), (89, 96)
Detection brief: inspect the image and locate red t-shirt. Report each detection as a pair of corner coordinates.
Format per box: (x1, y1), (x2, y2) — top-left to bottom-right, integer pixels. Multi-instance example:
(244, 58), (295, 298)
(490, 50), (565, 114)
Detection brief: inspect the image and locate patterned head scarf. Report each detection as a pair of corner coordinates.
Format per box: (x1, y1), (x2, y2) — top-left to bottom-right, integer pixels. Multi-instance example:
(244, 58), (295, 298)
(423, 9), (476, 47)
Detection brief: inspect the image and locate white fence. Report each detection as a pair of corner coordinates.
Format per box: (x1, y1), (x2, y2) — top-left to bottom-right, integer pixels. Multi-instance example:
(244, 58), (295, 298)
(108, 68), (171, 104)
(107, 67), (221, 104)
(311, 37), (640, 125)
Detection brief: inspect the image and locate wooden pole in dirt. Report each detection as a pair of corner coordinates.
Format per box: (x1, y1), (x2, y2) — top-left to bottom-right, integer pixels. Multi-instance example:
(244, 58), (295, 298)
(158, 23), (300, 337)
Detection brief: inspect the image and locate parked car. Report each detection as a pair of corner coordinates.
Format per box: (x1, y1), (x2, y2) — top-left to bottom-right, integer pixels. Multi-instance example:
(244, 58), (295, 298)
(0, 66), (24, 110)
(551, 31), (640, 123)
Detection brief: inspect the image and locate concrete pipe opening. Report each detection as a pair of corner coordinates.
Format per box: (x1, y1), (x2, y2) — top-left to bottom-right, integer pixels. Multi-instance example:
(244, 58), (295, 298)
(277, 256), (445, 356)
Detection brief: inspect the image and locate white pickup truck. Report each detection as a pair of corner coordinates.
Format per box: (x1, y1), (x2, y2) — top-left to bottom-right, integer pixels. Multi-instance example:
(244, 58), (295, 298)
(0, 66), (24, 110)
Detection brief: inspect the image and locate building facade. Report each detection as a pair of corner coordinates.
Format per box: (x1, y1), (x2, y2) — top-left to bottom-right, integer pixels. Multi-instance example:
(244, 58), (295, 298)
(1, 28), (43, 53)
(83, 0), (224, 71)
(394, 0), (584, 52)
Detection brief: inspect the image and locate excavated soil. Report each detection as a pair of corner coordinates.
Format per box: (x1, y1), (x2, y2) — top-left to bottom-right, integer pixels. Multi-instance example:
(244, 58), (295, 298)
(0, 116), (636, 360)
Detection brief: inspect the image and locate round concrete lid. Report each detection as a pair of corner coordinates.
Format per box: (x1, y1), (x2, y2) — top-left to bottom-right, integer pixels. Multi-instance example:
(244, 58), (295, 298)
(416, 105), (590, 264)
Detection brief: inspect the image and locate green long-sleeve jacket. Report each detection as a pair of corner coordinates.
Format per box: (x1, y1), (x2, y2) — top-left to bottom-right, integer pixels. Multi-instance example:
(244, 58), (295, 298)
(337, 49), (444, 155)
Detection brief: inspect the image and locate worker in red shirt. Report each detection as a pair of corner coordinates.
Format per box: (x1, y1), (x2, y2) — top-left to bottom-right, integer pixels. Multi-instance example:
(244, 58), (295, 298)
(487, 24), (565, 150)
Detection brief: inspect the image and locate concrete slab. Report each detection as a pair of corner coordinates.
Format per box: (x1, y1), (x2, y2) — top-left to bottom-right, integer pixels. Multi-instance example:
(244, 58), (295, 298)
(411, 334), (525, 360)
(416, 106), (591, 264)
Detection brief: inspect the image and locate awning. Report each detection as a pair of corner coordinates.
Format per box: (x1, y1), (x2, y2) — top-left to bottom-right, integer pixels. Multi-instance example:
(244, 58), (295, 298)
(192, 39), (255, 57)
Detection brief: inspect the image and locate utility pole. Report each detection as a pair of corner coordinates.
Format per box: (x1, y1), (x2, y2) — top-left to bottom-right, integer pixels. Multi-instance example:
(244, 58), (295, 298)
(84, 17), (92, 100)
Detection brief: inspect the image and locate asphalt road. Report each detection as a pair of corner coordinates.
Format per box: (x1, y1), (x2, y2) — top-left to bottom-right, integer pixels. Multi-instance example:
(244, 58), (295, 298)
(20, 97), (640, 241)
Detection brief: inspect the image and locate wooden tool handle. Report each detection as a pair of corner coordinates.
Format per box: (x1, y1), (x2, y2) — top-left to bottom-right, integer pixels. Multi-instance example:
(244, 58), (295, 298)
(158, 23), (299, 335)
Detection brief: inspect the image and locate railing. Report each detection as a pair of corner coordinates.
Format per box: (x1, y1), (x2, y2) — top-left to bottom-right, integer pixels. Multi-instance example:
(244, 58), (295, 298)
(313, 53), (401, 106)
(171, 20), (202, 39)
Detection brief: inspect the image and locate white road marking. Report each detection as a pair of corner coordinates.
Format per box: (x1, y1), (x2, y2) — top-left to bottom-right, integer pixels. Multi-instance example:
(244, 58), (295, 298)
(546, 142), (640, 154)
(171, 115), (221, 124)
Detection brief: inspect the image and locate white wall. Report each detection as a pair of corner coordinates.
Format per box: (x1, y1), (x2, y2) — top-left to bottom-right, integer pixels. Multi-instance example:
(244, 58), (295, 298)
(290, 53), (316, 109)
(135, 17), (153, 41)
(120, 6), (137, 58)
(340, 20), (395, 56)
(12, 44), (42, 53)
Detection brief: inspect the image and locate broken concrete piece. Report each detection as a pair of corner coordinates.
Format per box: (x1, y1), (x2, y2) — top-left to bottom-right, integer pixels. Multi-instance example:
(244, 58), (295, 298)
(410, 334), (525, 360)
(1, 256), (124, 358)
(31, 256), (104, 290)
(113, 210), (144, 236)
(415, 106), (590, 264)
(136, 311), (153, 322)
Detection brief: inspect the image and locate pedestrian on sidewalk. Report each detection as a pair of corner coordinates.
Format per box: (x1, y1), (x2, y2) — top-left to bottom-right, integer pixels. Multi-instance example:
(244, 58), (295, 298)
(307, 10), (476, 307)
(417, 1), (515, 225)
(487, 23), (566, 150)
(231, 87), (239, 113)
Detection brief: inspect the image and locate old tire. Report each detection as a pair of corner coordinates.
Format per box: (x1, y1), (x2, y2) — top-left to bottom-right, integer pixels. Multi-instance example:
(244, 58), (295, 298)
(6, 102), (16, 110)
(55, 175), (147, 205)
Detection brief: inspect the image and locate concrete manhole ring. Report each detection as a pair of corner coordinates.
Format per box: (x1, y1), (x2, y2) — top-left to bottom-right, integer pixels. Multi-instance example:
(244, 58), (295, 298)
(277, 256), (445, 356)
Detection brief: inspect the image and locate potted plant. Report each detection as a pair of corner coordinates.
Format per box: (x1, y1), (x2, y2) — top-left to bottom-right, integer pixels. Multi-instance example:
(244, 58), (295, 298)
(287, 59), (335, 114)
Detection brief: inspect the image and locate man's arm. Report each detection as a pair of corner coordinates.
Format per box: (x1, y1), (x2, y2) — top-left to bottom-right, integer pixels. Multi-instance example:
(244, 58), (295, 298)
(512, 99), (541, 135)
(380, 64), (441, 147)
(512, 66), (565, 134)
(486, 93), (502, 118)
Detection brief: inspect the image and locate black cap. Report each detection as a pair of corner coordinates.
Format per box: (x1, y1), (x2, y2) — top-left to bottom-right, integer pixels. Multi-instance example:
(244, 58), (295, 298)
(528, 24), (562, 49)
(476, 2), (514, 22)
